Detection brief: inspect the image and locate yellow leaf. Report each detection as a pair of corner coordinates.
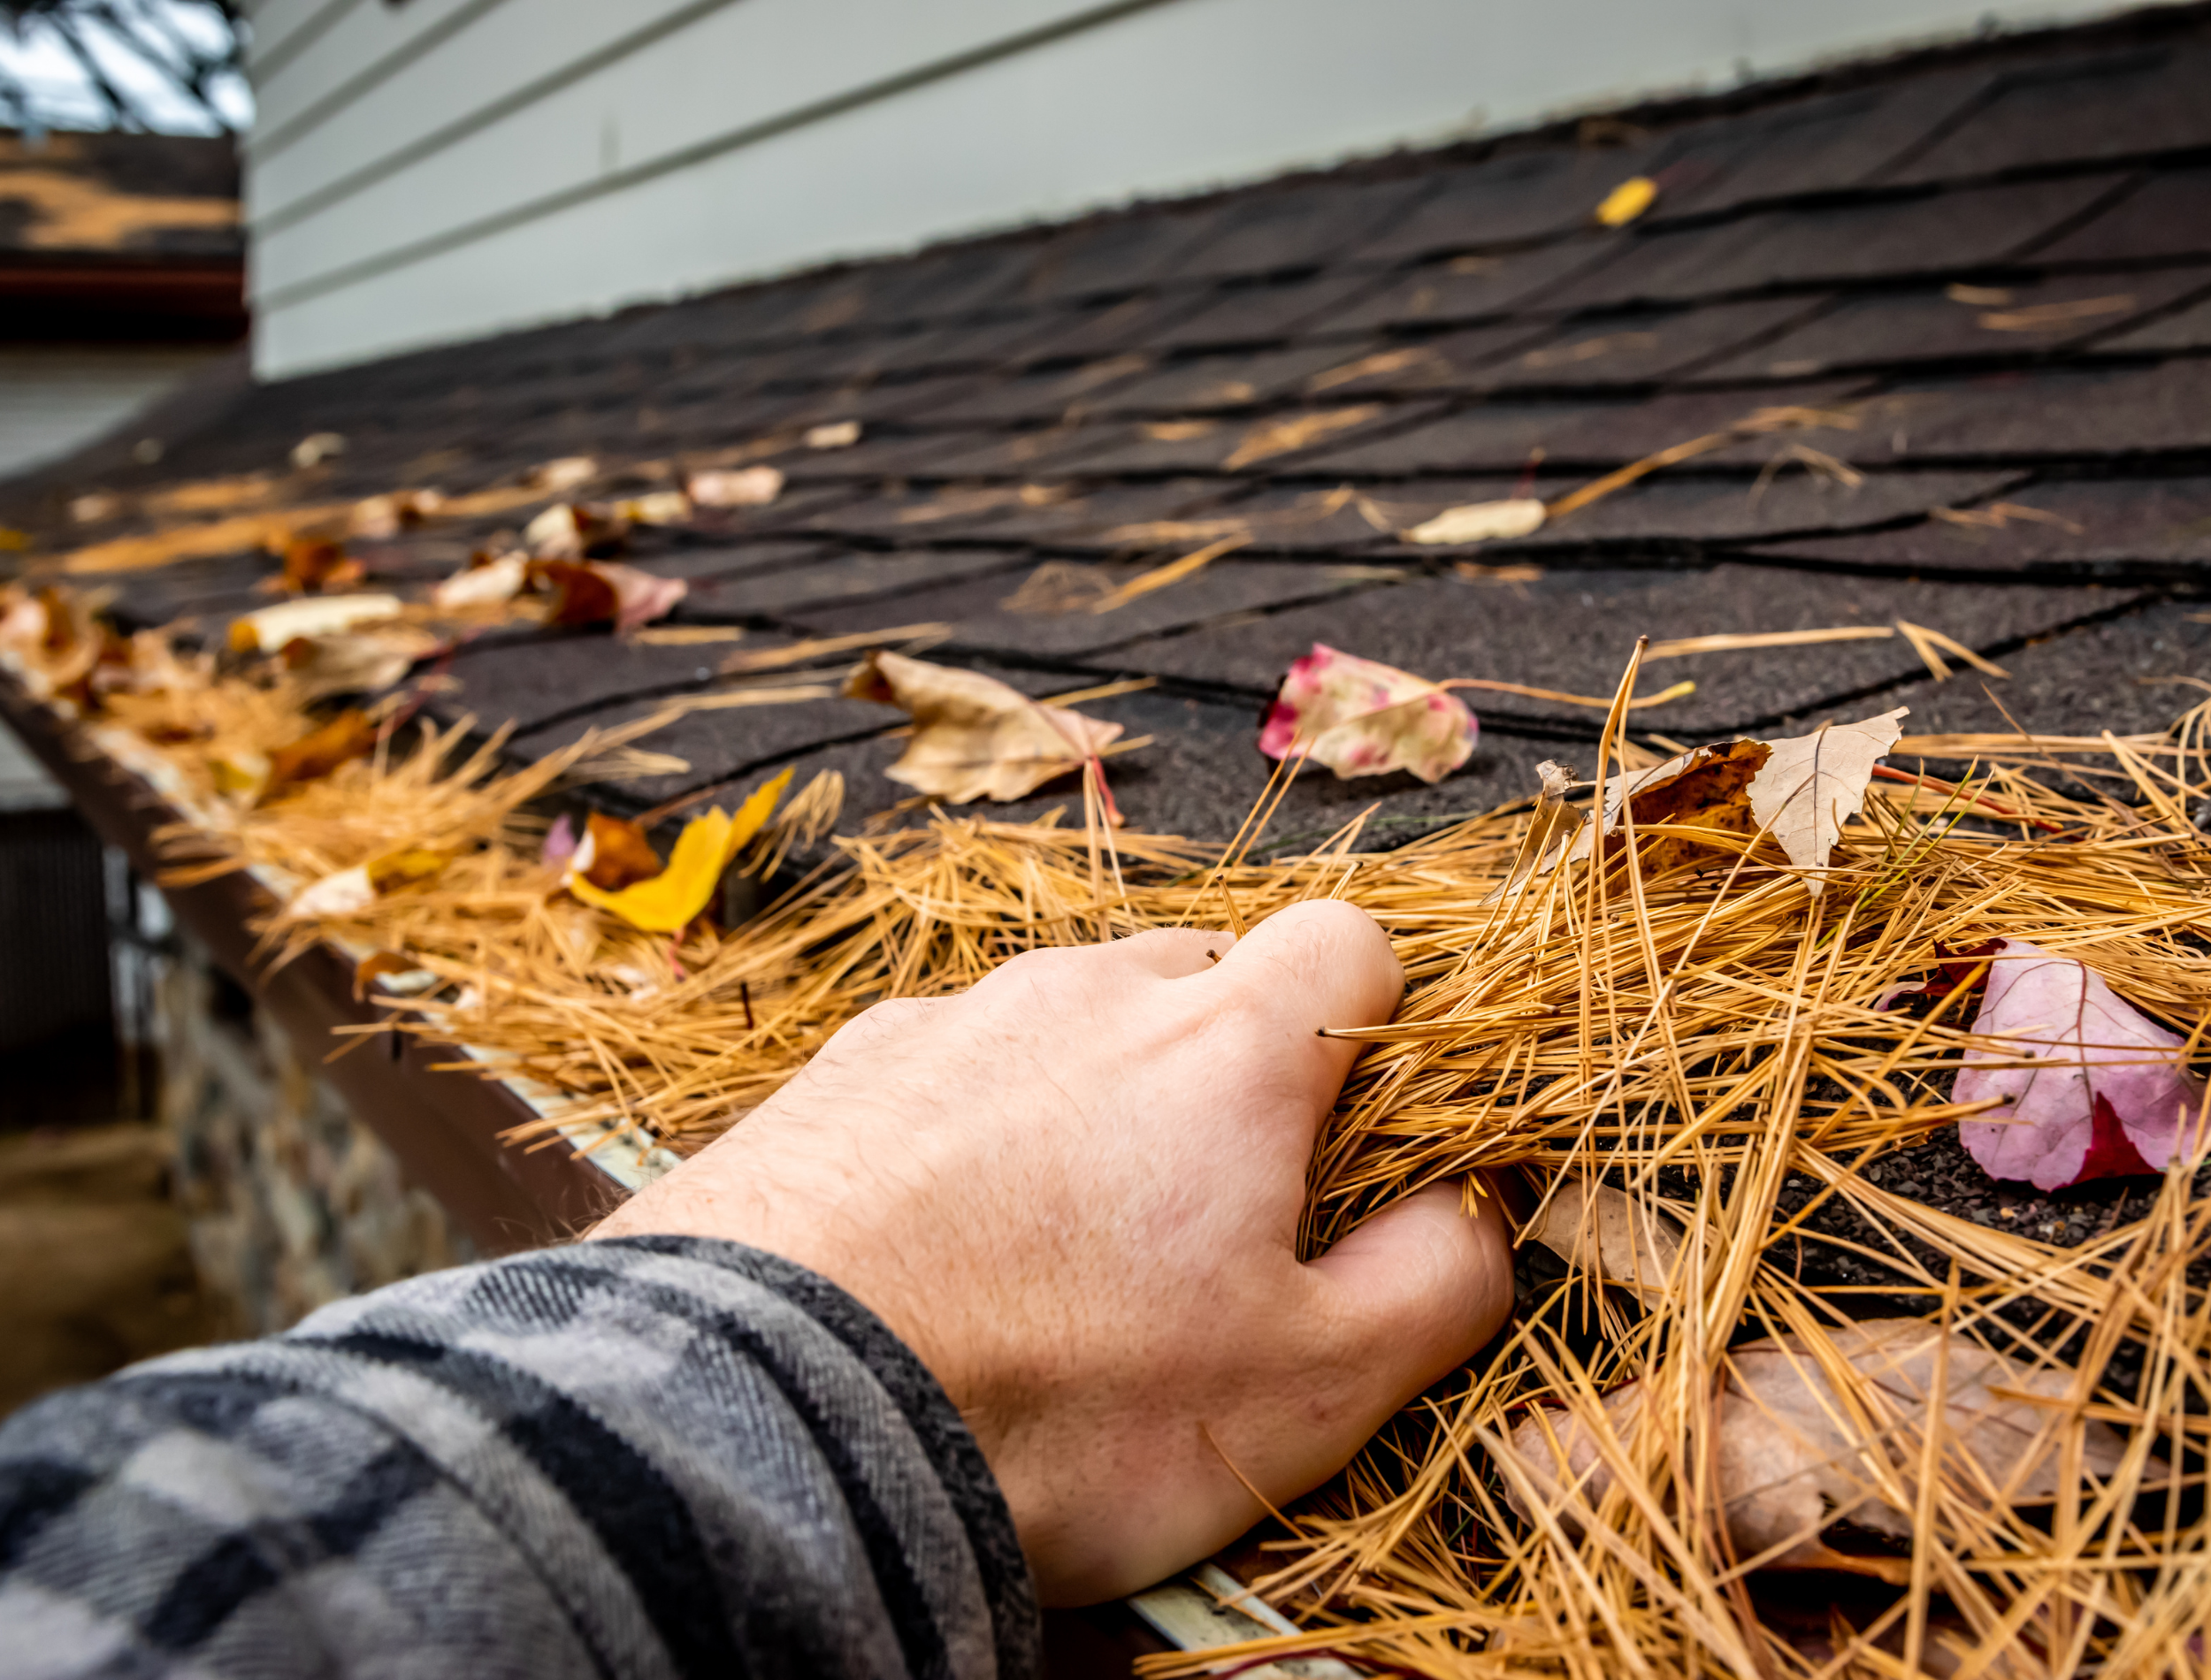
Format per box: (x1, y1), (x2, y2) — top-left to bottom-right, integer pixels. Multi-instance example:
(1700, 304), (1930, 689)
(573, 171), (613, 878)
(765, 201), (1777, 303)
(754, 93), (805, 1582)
(569, 768), (792, 932)
(1595, 175), (1658, 227)
(366, 847), (451, 893)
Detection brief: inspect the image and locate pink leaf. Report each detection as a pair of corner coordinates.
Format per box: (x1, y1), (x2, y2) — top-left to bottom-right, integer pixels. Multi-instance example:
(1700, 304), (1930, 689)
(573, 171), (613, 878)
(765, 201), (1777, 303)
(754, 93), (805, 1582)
(1955, 937), (2205, 1191)
(540, 813), (578, 867)
(1259, 644), (1478, 784)
(596, 562), (688, 634)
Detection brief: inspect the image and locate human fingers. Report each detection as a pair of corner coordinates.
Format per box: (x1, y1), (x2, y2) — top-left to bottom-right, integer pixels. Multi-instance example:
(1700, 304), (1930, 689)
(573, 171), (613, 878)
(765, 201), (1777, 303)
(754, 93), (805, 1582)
(1106, 927), (1237, 980)
(1282, 1182), (1514, 1481)
(1205, 899), (1404, 1086)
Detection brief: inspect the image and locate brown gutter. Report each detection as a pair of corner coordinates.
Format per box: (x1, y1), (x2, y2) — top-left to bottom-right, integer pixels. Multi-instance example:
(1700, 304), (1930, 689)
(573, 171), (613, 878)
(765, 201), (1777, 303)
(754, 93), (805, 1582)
(0, 676), (624, 1253)
(0, 259), (248, 339)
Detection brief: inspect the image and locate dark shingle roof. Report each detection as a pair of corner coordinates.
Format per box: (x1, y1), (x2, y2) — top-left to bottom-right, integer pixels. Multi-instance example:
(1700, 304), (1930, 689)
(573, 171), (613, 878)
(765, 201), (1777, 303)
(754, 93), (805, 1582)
(11, 4), (2211, 844)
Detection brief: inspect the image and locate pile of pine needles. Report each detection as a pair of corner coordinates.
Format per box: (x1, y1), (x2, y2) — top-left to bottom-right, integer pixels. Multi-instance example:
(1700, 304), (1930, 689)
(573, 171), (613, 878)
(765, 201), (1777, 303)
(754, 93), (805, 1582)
(80, 641), (2211, 1676)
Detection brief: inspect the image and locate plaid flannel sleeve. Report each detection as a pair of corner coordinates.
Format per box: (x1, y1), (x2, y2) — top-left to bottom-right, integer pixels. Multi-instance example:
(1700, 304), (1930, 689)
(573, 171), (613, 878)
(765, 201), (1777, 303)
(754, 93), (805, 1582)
(0, 1235), (1039, 1680)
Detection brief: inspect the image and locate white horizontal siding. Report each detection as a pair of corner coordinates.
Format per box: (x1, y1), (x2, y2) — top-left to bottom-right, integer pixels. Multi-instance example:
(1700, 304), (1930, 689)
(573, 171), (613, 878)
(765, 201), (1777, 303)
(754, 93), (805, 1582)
(249, 0), (505, 139)
(246, 0), (1128, 292)
(0, 347), (229, 480)
(248, 0), (2154, 379)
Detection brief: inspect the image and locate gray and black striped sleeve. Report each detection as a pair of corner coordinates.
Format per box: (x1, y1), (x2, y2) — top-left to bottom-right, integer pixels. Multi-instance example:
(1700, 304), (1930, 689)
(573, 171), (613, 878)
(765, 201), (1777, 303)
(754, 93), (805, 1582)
(0, 1235), (1039, 1679)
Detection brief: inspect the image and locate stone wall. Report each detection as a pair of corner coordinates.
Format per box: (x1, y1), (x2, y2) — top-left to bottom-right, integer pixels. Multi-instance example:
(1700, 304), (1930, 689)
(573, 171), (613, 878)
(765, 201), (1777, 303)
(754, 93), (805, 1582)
(156, 936), (475, 1336)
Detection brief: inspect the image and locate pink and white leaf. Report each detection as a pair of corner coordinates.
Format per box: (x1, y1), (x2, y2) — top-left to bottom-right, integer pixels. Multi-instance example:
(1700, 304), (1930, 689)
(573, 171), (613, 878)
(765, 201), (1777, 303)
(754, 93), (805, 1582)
(540, 813), (579, 869)
(1259, 643), (1478, 784)
(595, 562), (689, 634)
(1956, 937), (2207, 1191)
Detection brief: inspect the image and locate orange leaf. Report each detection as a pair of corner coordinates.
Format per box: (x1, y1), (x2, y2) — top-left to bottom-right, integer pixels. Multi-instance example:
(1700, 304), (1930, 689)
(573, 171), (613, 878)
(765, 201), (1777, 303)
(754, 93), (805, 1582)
(279, 534), (363, 593)
(352, 951), (417, 1000)
(577, 813), (663, 890)
(267, 709), (378, 787)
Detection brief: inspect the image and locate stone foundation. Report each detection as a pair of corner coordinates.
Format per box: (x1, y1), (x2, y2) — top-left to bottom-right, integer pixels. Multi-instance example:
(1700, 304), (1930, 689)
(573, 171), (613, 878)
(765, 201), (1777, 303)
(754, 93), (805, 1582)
(156, 936), (475, 1336)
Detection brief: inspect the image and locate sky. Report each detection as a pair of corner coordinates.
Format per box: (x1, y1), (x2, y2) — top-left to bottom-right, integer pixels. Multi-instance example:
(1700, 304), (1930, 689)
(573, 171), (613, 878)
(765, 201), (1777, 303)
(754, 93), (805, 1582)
(1, 1), (251, 134)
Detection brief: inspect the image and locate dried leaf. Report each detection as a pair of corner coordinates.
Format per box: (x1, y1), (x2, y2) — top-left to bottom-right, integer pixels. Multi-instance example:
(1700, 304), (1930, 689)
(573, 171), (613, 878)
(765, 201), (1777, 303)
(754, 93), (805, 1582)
(1485, 759), (1579, 902)
(1001, 561), (1116, 615)
(278, 533), (363, 593)
(1552, 709), (1905, 886)
(348, 490), (443, 540)
(353, 950), (432, 999)
(601, 562), (688, 634)
(1595, 175), (1658, 226)
(1553, 737), (1768, 874)
(805, 420), (861, 449)
(291, 431), (346, 470)
(229, 593), (403, 654)
(524, 502), (627, 560)
(278, 620), (443, 699)
(568, 769), (792, 932)
(1258, 644), (1477, 784)
(1524, 1178), (1680, 1293)
(527, 559), (685, 632)
(612, 490), (692, 527)
(1402, 498), (1548, 546)
(366, 847), (450, 893)
(1955, 937), (2207, 1190)
(287, 847), (448, 920)
(845, 650), (1124, 804)
(208, 750), (270, 800)
(572, 812), (664, 891)
(687, 465), (784, 508)
(265, 709), (378, 789)
(0, 586), (103, 699)
(526, 455), (597, 492)
(287, 863), (373, 918)
(1505, 1318), (2150, 1580)
(432, 553), (527, 610)
(1746, 707), (1907, 889)
(540, 812), (579, 868)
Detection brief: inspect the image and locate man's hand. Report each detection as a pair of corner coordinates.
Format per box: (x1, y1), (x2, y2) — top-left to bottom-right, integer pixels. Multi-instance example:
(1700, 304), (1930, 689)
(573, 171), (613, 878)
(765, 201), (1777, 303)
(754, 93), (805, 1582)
(593, 900), (1512, 1603)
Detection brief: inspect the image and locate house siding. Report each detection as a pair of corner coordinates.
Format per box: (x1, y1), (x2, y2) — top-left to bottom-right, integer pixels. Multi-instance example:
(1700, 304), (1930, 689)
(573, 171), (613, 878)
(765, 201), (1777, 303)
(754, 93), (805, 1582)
(241, 0), (2153, 378)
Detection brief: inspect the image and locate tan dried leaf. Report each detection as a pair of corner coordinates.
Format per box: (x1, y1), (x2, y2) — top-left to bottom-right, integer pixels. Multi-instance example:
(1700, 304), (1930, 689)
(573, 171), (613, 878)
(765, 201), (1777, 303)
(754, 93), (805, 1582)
(686, 465), (784, 508)
(1549, 708), (1905, 887)
(228, 593), (403, 654)
(279, 620), (444, 699)
(1402, 497), (1548, 546)
(1747, 706), (1907, 888)
(1504, 1318), (2150, 1581)
(1524, 1178), (1680, 1294)
(845, 650), (1123, 805)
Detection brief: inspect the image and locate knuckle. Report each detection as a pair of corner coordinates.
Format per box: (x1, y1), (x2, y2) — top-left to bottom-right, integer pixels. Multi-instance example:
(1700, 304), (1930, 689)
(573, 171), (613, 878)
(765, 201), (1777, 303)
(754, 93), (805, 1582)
(827, 995), (937, 1050)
